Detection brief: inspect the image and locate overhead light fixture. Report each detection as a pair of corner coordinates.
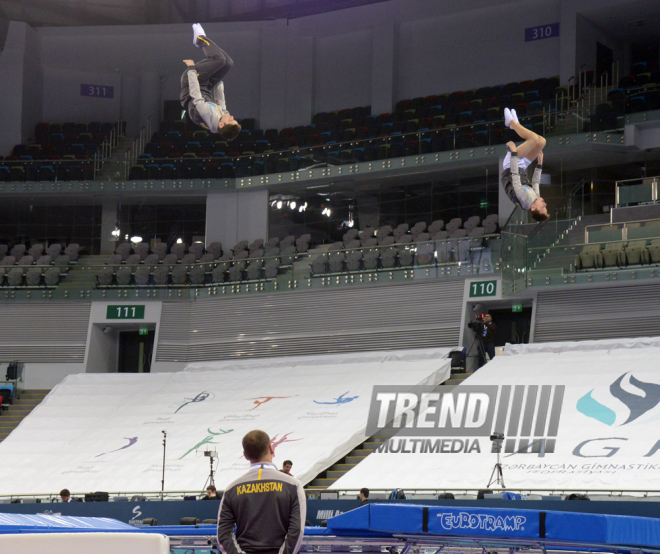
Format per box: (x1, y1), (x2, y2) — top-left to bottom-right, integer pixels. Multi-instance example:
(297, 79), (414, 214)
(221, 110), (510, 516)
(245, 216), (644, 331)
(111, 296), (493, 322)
(130, 236), (142, 244)
(124, 234), (129, 240)
(277, 201), (283, 210)
(176, 238), (183, 244)
(111, 227), (120, 238)
(290, 201), (296, 210)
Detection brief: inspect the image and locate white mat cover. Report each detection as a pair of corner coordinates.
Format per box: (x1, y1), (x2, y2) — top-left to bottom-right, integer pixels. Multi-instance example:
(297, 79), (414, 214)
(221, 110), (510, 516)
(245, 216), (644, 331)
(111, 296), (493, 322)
(334, 345), (660, 491)
(0, 348), (450, 494)
(0, 533), (168, 554)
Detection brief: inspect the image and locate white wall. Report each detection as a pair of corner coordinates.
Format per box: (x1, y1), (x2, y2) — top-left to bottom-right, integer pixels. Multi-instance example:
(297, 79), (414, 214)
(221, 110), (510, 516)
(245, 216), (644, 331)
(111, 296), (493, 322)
(23, 363), (85, 390)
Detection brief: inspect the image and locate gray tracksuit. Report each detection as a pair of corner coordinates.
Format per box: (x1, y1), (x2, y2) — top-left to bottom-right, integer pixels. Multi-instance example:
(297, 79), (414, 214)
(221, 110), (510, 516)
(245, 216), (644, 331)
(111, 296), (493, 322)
(502, 153), (543, 210)
(217, 462), (306, 554)
(185, 68), (229, 132)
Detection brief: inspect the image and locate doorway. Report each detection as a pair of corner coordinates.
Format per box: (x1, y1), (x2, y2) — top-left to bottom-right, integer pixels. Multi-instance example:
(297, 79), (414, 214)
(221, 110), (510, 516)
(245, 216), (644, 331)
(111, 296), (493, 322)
(487, 307), (533, 346)
(118, 330), (155, 373)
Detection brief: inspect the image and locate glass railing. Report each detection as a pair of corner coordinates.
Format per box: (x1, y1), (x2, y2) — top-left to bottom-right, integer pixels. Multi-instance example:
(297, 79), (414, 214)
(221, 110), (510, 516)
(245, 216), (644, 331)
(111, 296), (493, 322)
(0, 236), (502, 300)
(0, 105), (621, 183)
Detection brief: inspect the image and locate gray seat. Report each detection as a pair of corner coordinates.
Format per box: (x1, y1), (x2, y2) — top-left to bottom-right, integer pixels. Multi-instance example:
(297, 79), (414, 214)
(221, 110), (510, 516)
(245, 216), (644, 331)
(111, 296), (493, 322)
(152, 266), (169, 285)
(18, 255), (34, 265)
(7, 268), (24, 286)
(114, 243), (131, 261)
(97, 268), (114, 286)
(125, 254), (142, 268)
(483, 221), (498, 234)
(433, 231), (448, 240)
(0, 245), (8, 258)
(376, 225), (393, 239)
(416, 251), (434, 265)
(264, 246), (280, 257)
(35, 255), (52, 266)
(450, 229), (467, 239)
(235, 250), (249, 260)
(281, 245), (296, 265)
(188, 242), (205, 261)
(108, 254), (123, 271)
(54, 254), (70, 266)
(25, 268), (42, 286)
(44, 267), (61, 286)
(189, 266), (206, 284)
(397, 235), (413, 244)
(171, 243), (187, 260)
(343, 229), (359, 243)
(428, 220), (445, 236)
(116, 267), (133, 286)
(380, 247), (397, 268)
(180, 253), (197, 265)
(162, 253), (178, 267)
(265, 237), (280, 247)
(311, 255), (327, 275)
(649, 239), (660, 263)
(10, 244), (26, 258)
(445, 218), (462, 233)
(211, 264), (226, 283)
(346, 251), (362, 271)
(328, 252), (345, 273)
(171, 265), (188, 284)
(144, 254), (160, 265)
(295, 238), (310, 253)
(134, 243), (150, 260)
(232, 240), (249, 253)
(624, 240), (650, 265)
(378, 235), (396, 246)
(264, 259), (279, 279)
(576, 244), (603, 270)
(398, 248), (414, 266)
(207, 242), (223, 259)
(28, 244), (44, 258)
(227, 264), (243, 281)
(415, 233), (430, 242)
(363, 250), (379, 269)
(199, 253), (215, 269)
(602, 242), (625, 267)
(469, 227), (486, 237)
(0, 256), (16, 266)
(248, 239), (264, 251)
(280, 235), (296, 247)
(152, 243), (168, 260)
(134, 267), (151, 286)
(246, 263), (261, 280)
(249, 248), (264, 258)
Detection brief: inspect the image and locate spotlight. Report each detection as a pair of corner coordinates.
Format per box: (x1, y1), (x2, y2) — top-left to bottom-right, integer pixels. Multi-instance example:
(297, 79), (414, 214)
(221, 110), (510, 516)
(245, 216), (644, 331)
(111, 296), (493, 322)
(124, 234), (129, 240)
(290, 201), (296, 210)
(130, 236), (142, 244)
(111, 227), (120, 238)
(176, 238), (183, 244)
(277, 201), (283, 210)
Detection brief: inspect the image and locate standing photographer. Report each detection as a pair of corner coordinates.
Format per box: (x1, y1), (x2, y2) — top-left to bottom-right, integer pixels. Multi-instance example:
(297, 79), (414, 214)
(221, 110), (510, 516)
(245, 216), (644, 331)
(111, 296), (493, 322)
(481, 314), (497, 361)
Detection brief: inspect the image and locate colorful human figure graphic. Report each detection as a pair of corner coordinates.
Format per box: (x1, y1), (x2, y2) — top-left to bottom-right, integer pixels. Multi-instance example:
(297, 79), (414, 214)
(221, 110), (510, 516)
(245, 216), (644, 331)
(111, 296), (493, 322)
(270, 432), (302, 452)
(245, 395), (298, 411)
(313, 392), (359, 405)
(173, 391), (214, 413)
(179, 428), (233, 459)
(96, 437), (138, 458)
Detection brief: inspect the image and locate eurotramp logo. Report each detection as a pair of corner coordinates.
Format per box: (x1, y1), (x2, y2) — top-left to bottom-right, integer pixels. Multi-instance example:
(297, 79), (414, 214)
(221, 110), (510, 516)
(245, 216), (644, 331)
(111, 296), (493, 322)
(367, 385), (564, 457)
(438, 512), (526, 532)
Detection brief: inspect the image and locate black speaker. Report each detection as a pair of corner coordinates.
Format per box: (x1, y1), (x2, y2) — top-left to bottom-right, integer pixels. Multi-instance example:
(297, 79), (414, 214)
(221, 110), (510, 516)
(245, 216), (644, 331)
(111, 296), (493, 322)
(142, 518), (158, 526)
(84, 491), (109, 502)
(180, 517), (199, 525)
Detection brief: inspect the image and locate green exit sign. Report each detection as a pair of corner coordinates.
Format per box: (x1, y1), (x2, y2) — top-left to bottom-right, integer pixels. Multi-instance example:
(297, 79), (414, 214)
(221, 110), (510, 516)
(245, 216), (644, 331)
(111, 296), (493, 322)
(139, 328), (149, 335)
(512, 304), (523, 312)
(106, 305), (145, 319)
(469, 280), (497, 298)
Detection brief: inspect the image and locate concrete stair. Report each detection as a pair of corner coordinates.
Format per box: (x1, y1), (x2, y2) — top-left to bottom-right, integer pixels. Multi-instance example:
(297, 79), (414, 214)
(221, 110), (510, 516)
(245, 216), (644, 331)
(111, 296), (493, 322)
(60, 255), (112, 291)
(96, 138), (135, 181)
(0, 390), (50, 442)
(306, 370), (471, 490)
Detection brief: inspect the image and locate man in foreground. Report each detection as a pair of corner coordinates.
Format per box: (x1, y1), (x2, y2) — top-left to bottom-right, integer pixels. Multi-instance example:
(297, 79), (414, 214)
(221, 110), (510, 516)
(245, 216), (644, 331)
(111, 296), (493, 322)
(218, 430), (306, 554)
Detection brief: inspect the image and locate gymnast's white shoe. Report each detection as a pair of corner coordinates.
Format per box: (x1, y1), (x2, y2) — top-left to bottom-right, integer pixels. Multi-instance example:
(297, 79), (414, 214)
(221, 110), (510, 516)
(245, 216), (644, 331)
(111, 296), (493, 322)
(511, 108), (520, 125)
(504, 108), (513, 128)
(193, 23), (207, 47)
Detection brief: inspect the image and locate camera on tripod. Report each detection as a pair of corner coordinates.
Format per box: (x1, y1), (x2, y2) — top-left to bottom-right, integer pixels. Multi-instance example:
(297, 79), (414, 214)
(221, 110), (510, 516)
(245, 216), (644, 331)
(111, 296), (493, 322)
(467, 315), (484, 332)
(204, 450), (218, 459)
(490, 432), (505, 453)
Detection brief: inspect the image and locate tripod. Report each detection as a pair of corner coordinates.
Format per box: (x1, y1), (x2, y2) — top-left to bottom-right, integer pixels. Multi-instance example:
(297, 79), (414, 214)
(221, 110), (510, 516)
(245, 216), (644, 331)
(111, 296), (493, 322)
(487, 445), (506, 488)
(203, 454), (217, 491)
(161, 430), (167, 501)
(466, 332), (488, 370)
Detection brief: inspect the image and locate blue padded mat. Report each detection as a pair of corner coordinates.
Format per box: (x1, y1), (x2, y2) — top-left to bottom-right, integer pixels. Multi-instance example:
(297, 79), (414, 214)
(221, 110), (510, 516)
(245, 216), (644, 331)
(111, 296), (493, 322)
(0, 513), (138, 534)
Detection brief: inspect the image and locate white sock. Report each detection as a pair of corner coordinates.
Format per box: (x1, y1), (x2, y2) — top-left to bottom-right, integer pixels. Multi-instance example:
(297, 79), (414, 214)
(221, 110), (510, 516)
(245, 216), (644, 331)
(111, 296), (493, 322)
(192, 23), (206, 47)
(511, 109), (520, 125)
(504, 108), (513, 128)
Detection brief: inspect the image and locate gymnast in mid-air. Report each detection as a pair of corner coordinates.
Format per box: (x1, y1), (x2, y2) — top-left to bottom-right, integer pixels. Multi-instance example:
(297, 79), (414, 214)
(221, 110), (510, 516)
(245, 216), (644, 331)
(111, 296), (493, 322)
(501, 107), (548, 222)
(180, 23), (241, 140)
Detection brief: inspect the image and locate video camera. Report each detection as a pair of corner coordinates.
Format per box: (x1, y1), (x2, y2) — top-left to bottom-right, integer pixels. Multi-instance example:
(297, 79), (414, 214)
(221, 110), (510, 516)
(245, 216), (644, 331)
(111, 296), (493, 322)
(467, 314), (484, 332)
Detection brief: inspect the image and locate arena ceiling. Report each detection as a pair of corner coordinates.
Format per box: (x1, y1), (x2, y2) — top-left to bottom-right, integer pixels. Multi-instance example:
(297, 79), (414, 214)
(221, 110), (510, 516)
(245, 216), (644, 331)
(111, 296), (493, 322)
(0, 0), (391, 27)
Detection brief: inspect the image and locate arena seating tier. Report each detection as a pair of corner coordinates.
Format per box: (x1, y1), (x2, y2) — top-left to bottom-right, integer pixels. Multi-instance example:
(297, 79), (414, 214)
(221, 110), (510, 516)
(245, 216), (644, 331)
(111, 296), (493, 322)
(0, 243), (80, 287)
